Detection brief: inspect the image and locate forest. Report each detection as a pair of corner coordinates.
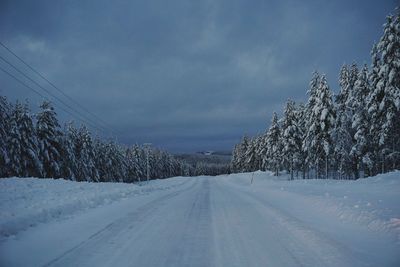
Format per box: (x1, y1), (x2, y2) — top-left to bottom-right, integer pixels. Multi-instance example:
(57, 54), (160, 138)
(231, 10), (400, 180)
(0, 98), (230, 182)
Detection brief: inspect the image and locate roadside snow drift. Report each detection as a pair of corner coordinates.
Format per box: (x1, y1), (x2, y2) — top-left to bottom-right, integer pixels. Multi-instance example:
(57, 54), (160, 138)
(225, 171), (400, 238)
(0, 177), (187, 239)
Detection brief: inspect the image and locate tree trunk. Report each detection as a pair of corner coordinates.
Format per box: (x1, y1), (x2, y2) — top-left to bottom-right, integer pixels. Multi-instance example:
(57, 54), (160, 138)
(290, 161), (293, 180)
(325, 157), (328, 179)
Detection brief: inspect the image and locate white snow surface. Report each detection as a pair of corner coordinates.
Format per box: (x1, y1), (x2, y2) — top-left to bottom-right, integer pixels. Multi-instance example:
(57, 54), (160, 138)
(0, 172), (399, 267)
(0, 177), (187, 239)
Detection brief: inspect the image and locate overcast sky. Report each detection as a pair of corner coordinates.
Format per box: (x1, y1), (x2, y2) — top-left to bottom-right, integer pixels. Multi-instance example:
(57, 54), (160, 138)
(0, 0), (397, 152)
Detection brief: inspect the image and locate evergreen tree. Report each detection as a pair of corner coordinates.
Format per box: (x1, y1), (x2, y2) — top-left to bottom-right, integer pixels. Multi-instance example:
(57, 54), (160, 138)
(0, 96), (11, 177)
(74, 125), (99, 182)
(93, 137), (108, 182)
(8, 101), (42, 177)
(369, 44), (381, 95)
(303, 71), (320, 178)
(96, 140), (126, 182)
(350, 65), (372, 177)
(305, 75), (335, 178)
(366, 43), (381, 175)
(348, 62), (359, 102)
(333, 64), (354, 179)
(282, 100), (302, 180)
(337, 64), (351, 109)
(36, 101), (63, 178)
(231, 135), (250, 172)
(265, 112), (282, 176)
(296, 103), (307, 179)
(231, 144), (240, 172)
(253, 135), (264, 171)
(111, 142), (127, 182)
(257, 133), (268, 171)
(368, 11), (400, 172)
(244, 136), (261, 172)
(133, 144), (145, 181)
(125, 146), (137, 183)
(60, 123), (77, 180)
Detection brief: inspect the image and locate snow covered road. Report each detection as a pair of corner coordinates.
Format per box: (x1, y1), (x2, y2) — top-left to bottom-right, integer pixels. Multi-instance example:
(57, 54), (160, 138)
(1, 173), (399, 266)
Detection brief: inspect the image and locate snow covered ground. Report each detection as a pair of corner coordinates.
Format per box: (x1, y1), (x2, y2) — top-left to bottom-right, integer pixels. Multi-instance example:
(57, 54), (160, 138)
(0, 172), (399, 266)
(0, 177), (188, 239)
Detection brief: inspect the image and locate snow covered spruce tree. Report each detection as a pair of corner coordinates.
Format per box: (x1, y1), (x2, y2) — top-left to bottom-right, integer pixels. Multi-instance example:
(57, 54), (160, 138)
(93, 138), (107, 181)
(244, 135), (262, 172)
(8, 101), (42, 177)
(231, 135), (250, 172)
(296, 103), (307, 179)
(0, 96), (11, 176)
(303, 71), (320, 178)
(304, 75), (335, 178)
(36, 101), (63, 178)
(258, 132), (269, 171)
(151, 149), (163, 178)
(366, 44), (381, 175)
(105, 140), (126, 182)
(350, 65), (373, 177)
(132, 144), (146, 180)
(147, 147), (157, 179)
(281, 100), (302, 180)
(125, 145), (143, 183)
(265, 112), (282, 176)
(59, 122), (78, 180)
(93, 138), (126, 182)
(332, 64), (355, 179)
(253, 135), (264, 171)
(367, 10), (400, 173)
(73, 125), (99, 182)
(349, 62), (360, 94)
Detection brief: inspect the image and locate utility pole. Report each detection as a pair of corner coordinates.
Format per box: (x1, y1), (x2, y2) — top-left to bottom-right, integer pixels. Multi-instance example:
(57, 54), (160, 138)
(144, 143), (152, 183)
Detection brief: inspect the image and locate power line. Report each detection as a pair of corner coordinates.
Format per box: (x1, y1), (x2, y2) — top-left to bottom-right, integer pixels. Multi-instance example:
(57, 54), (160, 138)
(0, 66), (46, 99)
(0, 41), (122, 136)
(0, 54), (112, 135)
(0, 65), (107, 134)
(0, 46), (116, 135)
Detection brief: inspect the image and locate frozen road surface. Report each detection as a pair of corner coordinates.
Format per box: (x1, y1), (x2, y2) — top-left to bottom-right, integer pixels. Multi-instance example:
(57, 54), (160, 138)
(1, 172), (399, 266)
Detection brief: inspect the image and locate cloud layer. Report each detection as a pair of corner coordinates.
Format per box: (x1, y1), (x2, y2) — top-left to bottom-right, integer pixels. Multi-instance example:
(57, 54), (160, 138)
(0, 0), (396, 152)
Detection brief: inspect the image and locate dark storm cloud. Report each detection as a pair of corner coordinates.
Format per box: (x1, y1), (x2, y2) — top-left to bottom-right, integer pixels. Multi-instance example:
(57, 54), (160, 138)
(0, 0), (397, 152)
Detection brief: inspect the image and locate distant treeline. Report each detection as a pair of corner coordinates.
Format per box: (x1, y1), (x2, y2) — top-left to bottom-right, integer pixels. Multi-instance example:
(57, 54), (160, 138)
(175, 153), (231, 176)
(0, 98), (228, 182)
(232, 8), (400, 180)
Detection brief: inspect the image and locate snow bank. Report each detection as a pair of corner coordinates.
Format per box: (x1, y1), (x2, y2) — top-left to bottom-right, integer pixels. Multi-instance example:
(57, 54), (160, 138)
(224, 171), (400, 241)
(0, 177), (186, 239)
